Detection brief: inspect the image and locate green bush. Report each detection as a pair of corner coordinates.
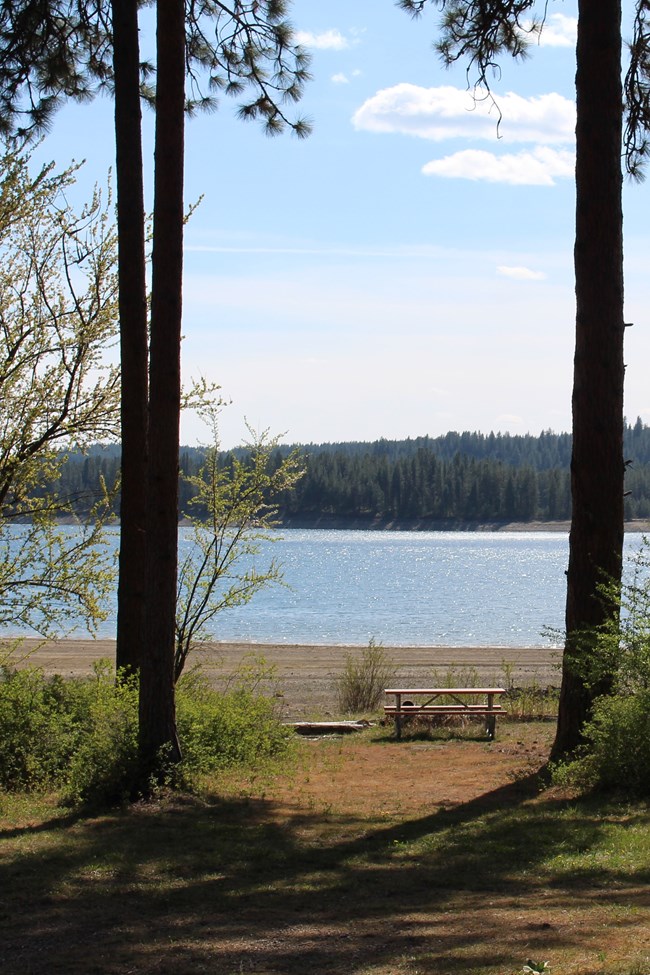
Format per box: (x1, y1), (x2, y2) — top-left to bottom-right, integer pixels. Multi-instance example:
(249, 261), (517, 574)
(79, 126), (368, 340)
(335, 638), (395, 713)
(176, 669), (292, 773)
(431, 664), (480, 690)
(569, 537), (650, 697)
(503, 682), (559, 721)
(64, 662), (140, 806)
(0, 661), (139, 803)
(553, 690), (650, 795)
(0, 660), (294, 805)
(0, 665), (81, 790)
(552, 538), (650, 794)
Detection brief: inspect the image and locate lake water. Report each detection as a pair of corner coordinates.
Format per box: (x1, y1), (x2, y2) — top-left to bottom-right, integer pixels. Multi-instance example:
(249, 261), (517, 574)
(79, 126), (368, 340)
(216, 529), (573, 648)
(9, 528), (646, 648)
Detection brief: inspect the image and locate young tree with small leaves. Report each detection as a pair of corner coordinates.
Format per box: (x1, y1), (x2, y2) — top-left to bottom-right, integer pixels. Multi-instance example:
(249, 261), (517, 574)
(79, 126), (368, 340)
(0, 143), (119, 638)
(175, 410), (304, 683)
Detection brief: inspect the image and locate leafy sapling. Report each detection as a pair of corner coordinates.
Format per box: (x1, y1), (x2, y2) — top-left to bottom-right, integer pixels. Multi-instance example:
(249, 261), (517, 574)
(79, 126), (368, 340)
(174, 399), (304, 681)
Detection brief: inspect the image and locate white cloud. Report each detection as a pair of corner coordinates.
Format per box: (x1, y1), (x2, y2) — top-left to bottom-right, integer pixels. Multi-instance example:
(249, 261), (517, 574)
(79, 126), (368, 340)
(422, 147), (574, 185)
(537, 14), (577, 48)
(332, 69), (362, 84)
(352, 83), (575, 145)
(497, 265), (547, 281)
(519, 13), (576, 48)
(295, 28), (350, 50)
(495, 413), (525, 427)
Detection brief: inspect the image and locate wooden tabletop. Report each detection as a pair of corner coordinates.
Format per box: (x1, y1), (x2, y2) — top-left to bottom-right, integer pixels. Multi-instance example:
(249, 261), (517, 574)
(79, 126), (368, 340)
(385, 687), (506, 695)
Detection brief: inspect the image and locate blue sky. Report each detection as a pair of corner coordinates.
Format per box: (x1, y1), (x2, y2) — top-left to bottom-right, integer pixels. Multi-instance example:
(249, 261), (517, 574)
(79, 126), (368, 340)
(34, 0), (650, 447)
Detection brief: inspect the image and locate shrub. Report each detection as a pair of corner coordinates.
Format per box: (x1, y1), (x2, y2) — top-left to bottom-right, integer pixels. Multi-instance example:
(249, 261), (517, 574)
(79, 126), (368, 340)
(552, 689), (650, 795)
(569, 536), (650, 696)
(552, 537), (650, 793)
(176, 668), (293, 774)
(0, 659), (294, 805)
(0, 660), (139, 803)
(0, 665), (81, 790)
(431, 664), (480, 690)
(500, 660), (559, 721)
(503, 682), (559, 721)
(335, 638), (395, 713)
(63, 662), (140, 806)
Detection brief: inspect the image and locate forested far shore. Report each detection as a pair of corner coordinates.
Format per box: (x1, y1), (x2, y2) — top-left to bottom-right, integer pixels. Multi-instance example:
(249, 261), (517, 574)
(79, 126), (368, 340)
(40, 418), (650, 525)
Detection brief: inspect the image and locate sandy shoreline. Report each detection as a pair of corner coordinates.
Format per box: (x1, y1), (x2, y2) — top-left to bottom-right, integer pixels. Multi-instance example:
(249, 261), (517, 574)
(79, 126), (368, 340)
(4, 638), (562, 719)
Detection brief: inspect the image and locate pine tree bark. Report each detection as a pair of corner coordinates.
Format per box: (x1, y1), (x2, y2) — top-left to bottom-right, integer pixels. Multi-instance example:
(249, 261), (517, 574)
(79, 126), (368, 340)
(552, 0), (625, 757)
(138, 0), (185, 772)
(112, 0), (148, 676)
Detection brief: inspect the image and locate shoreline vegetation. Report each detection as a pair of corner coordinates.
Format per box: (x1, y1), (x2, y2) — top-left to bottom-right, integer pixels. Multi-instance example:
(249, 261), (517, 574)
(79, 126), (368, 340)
(45, 421), (650, 524)
(278, 516), (650, 532)
(9, 639), (562, 720)
(50, 516), (650, 532)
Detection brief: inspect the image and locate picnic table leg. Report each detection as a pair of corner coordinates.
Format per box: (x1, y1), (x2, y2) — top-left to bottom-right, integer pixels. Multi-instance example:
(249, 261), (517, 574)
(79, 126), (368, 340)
(486, 693), (496, 740)
(395, 693), (402, 739)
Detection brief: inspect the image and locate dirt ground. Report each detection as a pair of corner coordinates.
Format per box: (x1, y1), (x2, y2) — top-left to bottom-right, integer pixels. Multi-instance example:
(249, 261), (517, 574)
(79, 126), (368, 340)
(252, 720), (555, 818)
(4, 634), (558, 813)
(5, 718), (649, 975)
(8, 638), (562, 719)
(4, 638), (650, 975)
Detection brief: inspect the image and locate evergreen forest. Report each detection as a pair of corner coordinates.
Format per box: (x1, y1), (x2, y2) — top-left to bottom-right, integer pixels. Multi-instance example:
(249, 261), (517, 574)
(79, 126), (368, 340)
(48, 418), (650, 526)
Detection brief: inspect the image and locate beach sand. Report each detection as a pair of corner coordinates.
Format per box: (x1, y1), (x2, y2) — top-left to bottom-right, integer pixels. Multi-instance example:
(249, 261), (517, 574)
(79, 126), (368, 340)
(5, 638), (562, 719)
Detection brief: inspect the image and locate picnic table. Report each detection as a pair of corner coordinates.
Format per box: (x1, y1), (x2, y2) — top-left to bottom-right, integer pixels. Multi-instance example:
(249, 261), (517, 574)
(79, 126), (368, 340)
(384, 687), (507, 740)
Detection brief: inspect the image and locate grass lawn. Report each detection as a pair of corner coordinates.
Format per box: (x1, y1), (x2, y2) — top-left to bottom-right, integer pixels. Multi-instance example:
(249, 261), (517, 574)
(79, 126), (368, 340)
(1, 721), (650, 975)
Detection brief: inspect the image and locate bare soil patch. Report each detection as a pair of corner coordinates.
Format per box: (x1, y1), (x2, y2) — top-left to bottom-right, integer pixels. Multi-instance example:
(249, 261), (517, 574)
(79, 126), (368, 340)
(3, 641), (648, 975)
(3, 718), (650, 975)
(264, 722), (553, 819)
(9, 638), (561, 718)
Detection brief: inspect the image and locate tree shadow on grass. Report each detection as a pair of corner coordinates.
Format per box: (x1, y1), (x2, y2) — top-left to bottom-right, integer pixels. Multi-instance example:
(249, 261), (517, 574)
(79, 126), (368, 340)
(1, 773), (649, 975)
(0, 806), (87, 840)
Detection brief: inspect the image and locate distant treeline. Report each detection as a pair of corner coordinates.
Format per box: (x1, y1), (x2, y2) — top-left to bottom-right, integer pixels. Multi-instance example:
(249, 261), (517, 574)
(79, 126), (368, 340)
(44, 418), (650, 525)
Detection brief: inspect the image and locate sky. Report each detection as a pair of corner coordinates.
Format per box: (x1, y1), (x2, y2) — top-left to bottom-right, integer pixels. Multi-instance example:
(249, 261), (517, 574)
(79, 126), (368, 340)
(32, 0), (650, 448)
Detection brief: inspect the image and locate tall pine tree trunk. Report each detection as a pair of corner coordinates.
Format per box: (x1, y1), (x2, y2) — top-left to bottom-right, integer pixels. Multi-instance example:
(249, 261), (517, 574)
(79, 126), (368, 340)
(138, 0), (185, 772)
(112, 0), (148, 676)
(552, 0), (625, 757)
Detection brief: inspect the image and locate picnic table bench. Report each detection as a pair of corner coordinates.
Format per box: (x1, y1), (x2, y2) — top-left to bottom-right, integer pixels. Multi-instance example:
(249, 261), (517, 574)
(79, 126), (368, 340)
(384, 687), (507, 740)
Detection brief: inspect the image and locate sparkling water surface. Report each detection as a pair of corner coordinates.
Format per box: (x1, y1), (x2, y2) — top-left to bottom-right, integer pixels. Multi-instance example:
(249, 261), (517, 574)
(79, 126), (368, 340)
(210, 529), (571, 648)
(8, 529), (646, 647)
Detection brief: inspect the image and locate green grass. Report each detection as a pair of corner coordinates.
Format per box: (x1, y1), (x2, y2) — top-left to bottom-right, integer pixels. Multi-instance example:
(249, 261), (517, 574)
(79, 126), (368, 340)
(1, 727), (650, 975)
